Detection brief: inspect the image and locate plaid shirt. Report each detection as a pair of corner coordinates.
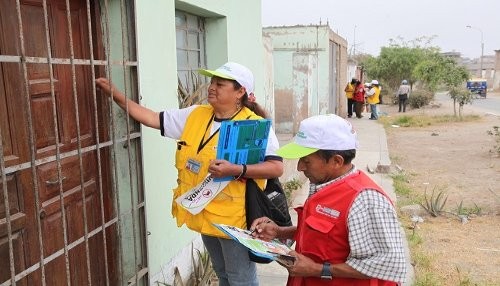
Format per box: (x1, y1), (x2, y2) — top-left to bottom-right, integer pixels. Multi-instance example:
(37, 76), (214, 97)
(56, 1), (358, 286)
(308, 166), (407, 283)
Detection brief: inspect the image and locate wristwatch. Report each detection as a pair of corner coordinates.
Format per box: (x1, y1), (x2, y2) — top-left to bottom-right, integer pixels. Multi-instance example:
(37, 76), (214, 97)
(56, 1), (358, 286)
(320, 262), (333, 279)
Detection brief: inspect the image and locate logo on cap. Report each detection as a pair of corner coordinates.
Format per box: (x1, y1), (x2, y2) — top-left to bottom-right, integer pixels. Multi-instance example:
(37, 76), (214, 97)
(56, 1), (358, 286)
(296, 131), (307, 139)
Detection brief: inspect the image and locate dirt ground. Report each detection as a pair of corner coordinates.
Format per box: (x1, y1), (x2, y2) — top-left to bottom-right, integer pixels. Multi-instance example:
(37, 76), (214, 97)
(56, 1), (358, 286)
(379, 94), (500, 285)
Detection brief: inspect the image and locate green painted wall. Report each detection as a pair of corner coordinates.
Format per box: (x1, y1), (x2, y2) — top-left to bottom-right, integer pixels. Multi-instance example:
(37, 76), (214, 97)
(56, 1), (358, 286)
(134, 0), (264, 282)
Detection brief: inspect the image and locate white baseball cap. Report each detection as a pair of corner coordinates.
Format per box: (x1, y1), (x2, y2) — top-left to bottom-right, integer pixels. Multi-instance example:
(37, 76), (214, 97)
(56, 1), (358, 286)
(199, 62), (254, 95)
(277, 114), (358, 159)
(371, 79), (379, 85)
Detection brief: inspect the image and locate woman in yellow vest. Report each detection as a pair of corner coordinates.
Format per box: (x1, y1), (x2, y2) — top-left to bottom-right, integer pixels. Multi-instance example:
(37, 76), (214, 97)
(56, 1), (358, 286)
(366, 80), (381, 120)
(96, 62), (283, 286)
(344, 78), (357, 118)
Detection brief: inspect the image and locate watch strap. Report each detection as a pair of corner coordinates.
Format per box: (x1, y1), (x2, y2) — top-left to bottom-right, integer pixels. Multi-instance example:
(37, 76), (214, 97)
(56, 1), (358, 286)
(320, 262), (333, 279)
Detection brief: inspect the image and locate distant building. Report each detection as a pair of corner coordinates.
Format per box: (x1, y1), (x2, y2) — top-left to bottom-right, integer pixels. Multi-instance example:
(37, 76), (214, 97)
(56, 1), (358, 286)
(494, 50), (500, 91)
(263, 24), (348, 133)
(443, 51), (497, 90)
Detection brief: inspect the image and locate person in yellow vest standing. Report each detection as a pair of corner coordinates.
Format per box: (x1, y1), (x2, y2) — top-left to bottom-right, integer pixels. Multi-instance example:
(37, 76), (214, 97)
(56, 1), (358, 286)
(344, 78), (357, 118)
(96, 62), (284, 286)
(366, 80), (381, 120)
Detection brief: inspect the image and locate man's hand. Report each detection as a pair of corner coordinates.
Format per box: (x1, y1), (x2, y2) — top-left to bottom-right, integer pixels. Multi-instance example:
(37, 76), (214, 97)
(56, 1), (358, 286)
(249, 217), (278, 241)
(285, 251), (321, 277)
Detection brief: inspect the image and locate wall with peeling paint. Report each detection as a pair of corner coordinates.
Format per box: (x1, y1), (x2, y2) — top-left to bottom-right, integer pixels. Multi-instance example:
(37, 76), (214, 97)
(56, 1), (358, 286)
(263, 25), (348, 134)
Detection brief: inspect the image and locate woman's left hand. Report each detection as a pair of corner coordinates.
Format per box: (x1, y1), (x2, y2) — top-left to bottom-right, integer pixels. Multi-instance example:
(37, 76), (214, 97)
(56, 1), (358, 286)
(208, 159), (240, 178)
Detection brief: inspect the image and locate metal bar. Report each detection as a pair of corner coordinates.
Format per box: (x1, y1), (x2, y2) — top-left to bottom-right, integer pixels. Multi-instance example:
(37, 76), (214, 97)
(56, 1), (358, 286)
(0, 120), (15, 286)
(3, 133), (141, 175)
(49, 2), (73, 284)
(0, 55), (138, 66)
(119, 0), (140, 285)
(0, 213), (122, 286)
(13, 1), (47, 285)
(102, 0), (125, 283)
(63, 1), (93, 284)
(132, 0), (149, 283)
(0, 191), (145, 286)
(36, 1), (59, 284)
(85, 0), (111, 284)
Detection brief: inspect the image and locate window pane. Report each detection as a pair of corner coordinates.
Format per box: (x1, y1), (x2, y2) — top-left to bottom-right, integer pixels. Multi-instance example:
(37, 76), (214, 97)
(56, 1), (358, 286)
(177, 50), (188, 69)
(176, 30), (186, 48)
(187, 32), (199, 50)
(175, 12), (186, 27)
(188, 51), (200, 68)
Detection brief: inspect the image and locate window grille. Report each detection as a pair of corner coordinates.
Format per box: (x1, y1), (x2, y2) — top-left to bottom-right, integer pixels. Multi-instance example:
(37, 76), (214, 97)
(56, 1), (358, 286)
(0, 1), (147, 285)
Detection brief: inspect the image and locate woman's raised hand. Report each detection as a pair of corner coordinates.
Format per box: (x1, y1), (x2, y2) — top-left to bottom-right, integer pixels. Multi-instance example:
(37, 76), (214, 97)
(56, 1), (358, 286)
(95, 77), (117, 97)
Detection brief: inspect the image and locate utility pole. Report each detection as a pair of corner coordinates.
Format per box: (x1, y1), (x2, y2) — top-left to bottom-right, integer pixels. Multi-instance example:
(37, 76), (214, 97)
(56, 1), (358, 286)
(466, 25), (484, 78)
(353, 25), (357, 58)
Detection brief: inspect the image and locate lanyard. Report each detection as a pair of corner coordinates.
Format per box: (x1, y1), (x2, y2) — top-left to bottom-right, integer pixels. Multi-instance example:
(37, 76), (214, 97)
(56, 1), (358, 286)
(196, 109), (243, 154)
(197, 114), (217, 154)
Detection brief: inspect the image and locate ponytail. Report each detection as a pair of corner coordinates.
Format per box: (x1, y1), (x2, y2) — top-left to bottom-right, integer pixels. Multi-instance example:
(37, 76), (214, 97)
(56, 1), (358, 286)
(232, 80), (269, 119)
(241, 93), (269, 119)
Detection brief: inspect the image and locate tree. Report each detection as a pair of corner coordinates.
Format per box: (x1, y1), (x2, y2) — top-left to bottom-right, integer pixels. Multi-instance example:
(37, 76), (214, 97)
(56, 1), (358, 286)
(361, 36), (436, 91)
(361, 36), (471, 113)
(413, 53), (469, 91)
(448, 87), (473, 118)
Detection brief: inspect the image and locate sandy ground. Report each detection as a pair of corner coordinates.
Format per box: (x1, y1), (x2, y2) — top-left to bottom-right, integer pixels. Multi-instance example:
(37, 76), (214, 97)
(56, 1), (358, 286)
(379, 93), (500, 285)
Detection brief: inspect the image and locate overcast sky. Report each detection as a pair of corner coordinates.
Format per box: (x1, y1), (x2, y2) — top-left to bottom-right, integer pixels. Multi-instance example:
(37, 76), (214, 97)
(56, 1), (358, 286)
(262, 0), (500, 59)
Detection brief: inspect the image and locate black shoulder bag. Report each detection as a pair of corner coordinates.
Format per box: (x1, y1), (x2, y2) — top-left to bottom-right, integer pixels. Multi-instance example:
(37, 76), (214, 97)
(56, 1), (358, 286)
(245, 178), (292, 263)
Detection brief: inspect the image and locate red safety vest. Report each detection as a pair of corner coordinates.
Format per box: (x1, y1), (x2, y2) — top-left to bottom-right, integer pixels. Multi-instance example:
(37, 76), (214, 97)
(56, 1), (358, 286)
(287, 171), (397, 286)
(353, 85), (366, 102)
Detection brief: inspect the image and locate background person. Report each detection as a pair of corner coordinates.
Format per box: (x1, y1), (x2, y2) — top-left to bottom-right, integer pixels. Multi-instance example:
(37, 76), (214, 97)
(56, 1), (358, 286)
(251, 114), (407, 285)
(364, 82), (372, 114)
(344, 78), (357, 118)
(397, 80), (411, 112)
(96, 62), (284, 286)
(352, 80), (365, 118)
(366, 79), (381, 120)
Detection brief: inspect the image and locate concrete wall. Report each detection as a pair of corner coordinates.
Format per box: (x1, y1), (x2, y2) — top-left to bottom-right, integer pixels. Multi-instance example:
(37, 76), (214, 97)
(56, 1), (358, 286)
(263, 25), (347, 133)
(493, 50), (500, 91)
(262, 34), (275, 123)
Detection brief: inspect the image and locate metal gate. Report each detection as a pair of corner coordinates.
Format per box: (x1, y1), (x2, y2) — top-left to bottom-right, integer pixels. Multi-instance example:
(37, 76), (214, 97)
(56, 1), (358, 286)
(0, 0), (147, 285)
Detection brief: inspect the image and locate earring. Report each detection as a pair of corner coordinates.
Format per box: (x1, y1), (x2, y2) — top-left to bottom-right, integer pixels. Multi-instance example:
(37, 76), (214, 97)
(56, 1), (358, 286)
(236, 99), (241, 110)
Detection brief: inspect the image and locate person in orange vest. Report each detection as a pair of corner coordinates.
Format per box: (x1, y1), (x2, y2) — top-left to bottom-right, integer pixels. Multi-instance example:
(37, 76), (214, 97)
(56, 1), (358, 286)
(251, 114), (407, 286)
(344, 78), (357, 118)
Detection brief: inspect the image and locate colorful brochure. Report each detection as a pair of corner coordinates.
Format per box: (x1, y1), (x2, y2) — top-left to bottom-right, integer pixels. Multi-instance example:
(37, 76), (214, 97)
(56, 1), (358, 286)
(176, 119), (271, 214)
(214, 223), (296, 267)
(215, 119), (271, 181)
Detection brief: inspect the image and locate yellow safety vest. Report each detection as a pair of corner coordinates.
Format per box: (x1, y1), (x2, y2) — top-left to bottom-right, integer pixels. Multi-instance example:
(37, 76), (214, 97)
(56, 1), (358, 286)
(367, 86), (380, 104)
(172, 105), (266, 237)
(345, 83), (354, 99)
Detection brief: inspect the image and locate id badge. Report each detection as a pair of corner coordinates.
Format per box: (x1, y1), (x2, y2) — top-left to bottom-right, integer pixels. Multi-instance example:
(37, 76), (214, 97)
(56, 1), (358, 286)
(186, 158), (201, 174)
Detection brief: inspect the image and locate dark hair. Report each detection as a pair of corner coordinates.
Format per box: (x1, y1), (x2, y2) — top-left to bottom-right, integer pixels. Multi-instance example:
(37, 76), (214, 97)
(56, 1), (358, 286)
(351, 78), (357, 84)
(316, 149), (356, 164)
(232, 81), (269, 118)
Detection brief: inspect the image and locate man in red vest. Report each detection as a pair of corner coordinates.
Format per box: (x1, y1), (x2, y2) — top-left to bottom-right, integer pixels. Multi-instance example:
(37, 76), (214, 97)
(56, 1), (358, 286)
(251, 114), (407, 285)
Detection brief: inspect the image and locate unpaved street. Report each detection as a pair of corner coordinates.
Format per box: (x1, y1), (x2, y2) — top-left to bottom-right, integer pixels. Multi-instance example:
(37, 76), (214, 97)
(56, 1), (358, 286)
(380, 92), (500, 285)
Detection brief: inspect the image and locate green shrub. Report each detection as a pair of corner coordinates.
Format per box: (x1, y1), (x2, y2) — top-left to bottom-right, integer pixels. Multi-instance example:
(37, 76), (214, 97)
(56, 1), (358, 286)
(282, 178), (303, 205)
(408, 90), (433, 108)
(420, 189), (448, 217)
